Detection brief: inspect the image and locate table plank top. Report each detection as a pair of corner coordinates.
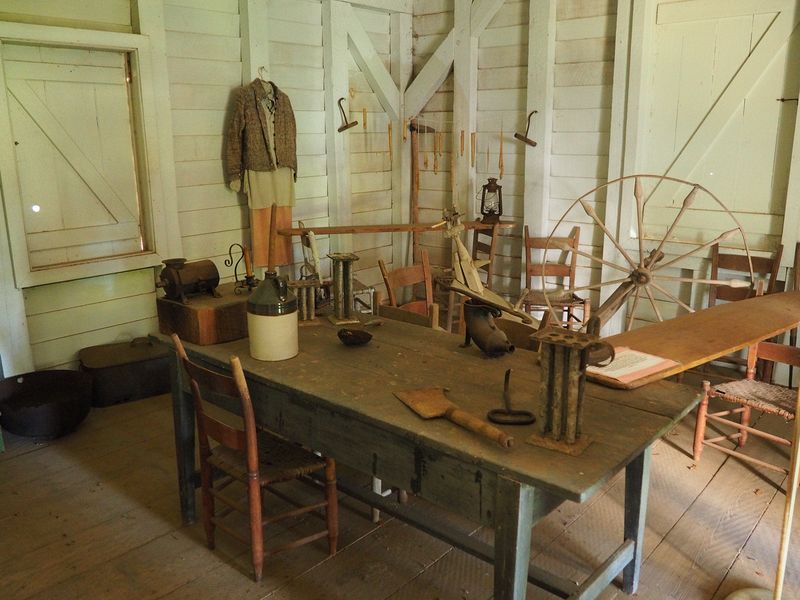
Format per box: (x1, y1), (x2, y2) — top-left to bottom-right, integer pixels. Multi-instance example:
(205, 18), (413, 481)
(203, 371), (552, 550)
(160, 318), (700, 503)
(593, 291), (800, 389)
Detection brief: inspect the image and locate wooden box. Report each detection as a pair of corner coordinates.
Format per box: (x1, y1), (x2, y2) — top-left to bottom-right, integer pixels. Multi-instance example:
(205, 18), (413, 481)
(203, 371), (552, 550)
(157, 282), (249, 346)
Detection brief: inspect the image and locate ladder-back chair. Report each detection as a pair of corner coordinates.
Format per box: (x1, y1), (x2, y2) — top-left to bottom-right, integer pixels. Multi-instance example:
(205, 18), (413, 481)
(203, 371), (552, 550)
(172, 334), (338, 581)
(471, 224), (500, 290)
(693, 340), (800, 475)
(378, 248), (439, 328)
(522, 225), (589, 328)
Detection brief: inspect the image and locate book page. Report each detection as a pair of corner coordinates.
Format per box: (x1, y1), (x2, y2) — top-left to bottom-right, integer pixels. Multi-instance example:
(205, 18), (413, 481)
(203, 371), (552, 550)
(587, 347), (679, 384)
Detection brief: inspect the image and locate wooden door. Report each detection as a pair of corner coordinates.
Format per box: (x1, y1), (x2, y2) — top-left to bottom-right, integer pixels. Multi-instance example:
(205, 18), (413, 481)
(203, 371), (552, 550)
(2, 43), (143, 269)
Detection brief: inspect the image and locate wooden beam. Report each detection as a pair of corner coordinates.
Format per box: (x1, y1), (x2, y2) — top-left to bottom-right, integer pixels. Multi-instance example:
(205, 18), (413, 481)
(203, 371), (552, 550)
(523, 0), (556, 239)
(239, 0), (270, 81)
(323, 0), (352, 252)
(452, 0), (478, 220)
(405, 29), (454, 118)
(347, 0), (412, 13)
(278, 220), (511, 237)
(345, 3), (400, 121)
(470, 0), (506, 34)
(391, 11), (413, 267)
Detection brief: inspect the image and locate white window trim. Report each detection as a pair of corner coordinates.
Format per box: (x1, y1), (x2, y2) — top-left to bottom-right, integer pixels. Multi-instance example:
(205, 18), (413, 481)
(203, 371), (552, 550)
(0, 21), (176, 287)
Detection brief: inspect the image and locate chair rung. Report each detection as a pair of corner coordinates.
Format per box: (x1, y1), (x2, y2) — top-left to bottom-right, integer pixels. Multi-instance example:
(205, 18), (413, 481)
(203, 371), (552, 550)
(211, 518), (251, 545)
(706, 433), (742, 444)
(705, 414), (793, 446)
(708, 408), (747, 418)
(210, 488), (249, 515)
(702, 441), (789, 474)
(262, 501), (328, 526)
(266, 530), (329, 557)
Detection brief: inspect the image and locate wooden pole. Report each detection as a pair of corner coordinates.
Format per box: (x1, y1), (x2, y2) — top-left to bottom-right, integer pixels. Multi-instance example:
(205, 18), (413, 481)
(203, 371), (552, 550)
(411, 123), (421, 263)
(267, 203), (278, 272)
(388, 122), (393, 161)
(773, 388), (800, 598)
(470, 131), (476, 167)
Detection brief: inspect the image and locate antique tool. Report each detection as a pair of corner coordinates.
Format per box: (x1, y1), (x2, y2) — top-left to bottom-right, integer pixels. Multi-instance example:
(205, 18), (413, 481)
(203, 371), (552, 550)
(288, 278), (319, 322)
(461, 301), (514, 357)
(336, 97), (358, 132)
(225, 243), (258, 294)
(528, 327), (614, 455)
(394, 388), (513, 448)
(470, 131), (476, 166)
(514, 110), (538, 147)
(388, 122), (393, 161)
(498, 123), (504, 178)
(158, 258), (220, 304)
(362, 108), (367, 130)
(487, 370), (535, 425)
(328, 252), (360, 325)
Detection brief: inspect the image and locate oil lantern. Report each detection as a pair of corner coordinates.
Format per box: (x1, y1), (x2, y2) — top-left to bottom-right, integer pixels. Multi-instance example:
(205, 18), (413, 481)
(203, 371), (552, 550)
(479, 177), (503, 223)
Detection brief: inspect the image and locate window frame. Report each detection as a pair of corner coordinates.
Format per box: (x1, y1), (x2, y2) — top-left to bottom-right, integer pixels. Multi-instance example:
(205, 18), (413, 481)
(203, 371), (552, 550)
(0, 21), (172, 287)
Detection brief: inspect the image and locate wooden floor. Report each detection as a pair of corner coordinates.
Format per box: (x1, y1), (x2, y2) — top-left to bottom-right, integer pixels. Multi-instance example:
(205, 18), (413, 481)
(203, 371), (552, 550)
(1, 389), (799, 599)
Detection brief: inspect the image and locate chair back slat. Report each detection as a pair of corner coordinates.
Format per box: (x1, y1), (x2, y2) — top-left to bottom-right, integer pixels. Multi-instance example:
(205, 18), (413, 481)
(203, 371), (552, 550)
(379, 248), (434, 309)
(710, 244), (783, 305)
(524, 225), (580, 290)
(756, 341), (800, 368)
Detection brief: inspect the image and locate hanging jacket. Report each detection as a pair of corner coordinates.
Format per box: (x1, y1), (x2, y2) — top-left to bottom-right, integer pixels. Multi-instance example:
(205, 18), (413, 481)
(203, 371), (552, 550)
(224, 79), (297, 185)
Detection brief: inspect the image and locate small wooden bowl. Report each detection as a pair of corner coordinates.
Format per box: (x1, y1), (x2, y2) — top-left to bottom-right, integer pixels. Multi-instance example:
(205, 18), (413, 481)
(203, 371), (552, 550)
(337, 328), (372, 346)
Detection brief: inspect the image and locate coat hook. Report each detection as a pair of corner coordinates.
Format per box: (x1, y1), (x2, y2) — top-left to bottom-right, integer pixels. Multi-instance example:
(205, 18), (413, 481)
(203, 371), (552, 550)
(258, 66), (267, 80)
(514, 110), (538, 147)
(337, 97), (358, 132)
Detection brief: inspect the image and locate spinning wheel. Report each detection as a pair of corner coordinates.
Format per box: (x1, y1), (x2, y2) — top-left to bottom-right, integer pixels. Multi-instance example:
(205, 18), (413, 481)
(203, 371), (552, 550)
(542, 174), (753, 331)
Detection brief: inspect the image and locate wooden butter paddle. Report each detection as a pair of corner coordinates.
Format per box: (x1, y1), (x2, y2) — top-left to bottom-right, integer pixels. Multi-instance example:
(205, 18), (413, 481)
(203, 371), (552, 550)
(394, 388), (513, 448)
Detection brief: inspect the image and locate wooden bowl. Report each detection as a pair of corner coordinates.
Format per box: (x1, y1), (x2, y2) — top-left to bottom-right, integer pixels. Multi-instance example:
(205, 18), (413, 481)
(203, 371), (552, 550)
(337, 328), (372, 346)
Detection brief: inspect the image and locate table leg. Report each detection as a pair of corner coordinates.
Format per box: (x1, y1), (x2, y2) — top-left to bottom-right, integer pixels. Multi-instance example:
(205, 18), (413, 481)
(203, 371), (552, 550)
(494, 475), (535, 599)
(169, 348), (196, 524)
(623, 445), (652, 594)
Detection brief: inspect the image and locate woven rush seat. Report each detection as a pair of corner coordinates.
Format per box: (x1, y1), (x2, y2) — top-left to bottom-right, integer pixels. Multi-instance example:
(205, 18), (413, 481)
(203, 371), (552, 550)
(523, 288), (576, 306)
(712, 379), (797, 421)
(693, 339), (800, 476)
(209, 431), (327, 485)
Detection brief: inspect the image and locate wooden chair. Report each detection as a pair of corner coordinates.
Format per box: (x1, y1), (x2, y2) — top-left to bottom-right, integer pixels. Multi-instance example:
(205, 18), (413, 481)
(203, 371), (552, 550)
(172, 334), (338, 581)
(471, 224), (500, 290)
(522, 225), (589, 328)
(378, 248), (439, 329)
(693, 340), (800, 475)
(707, 244), (783, 378)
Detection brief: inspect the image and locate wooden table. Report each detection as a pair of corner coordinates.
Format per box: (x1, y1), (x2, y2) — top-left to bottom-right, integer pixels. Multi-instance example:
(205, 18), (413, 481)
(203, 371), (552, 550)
(161, 322), (701, 599)
(594, 291), (800, 388)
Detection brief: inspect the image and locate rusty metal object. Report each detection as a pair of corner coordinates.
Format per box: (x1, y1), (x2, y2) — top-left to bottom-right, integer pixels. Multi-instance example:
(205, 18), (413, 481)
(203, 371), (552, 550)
(158, 258), (220, 304)
(225, 243), (258, 295)
(487, 369), (535, 425)
(328, 253), (360, 325)
(461, 300), (514, 357)
(530, 327), (614, 450)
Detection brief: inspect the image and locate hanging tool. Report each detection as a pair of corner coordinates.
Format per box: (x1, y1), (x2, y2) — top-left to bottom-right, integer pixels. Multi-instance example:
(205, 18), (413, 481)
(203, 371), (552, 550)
(336, 98), (358, 132)
(487, 370), (535, 425)
(514, 110), (538, 147)
(395, 387), (513, 448)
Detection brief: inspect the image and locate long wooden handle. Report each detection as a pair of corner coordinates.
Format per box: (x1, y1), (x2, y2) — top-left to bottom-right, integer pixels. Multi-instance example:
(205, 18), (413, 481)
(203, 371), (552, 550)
(445, 407), (513, 448)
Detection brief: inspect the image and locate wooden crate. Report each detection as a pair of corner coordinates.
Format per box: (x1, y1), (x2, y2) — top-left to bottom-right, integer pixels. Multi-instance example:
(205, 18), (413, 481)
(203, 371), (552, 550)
(157, 282), (249, 346)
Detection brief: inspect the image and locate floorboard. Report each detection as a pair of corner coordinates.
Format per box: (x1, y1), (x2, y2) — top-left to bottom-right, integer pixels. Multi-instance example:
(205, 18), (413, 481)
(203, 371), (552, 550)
(0, 392), (798, 600)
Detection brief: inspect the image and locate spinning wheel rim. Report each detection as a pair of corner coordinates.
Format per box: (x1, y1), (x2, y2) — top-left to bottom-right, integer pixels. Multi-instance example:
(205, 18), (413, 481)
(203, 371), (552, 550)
(540, 174), (754, 331)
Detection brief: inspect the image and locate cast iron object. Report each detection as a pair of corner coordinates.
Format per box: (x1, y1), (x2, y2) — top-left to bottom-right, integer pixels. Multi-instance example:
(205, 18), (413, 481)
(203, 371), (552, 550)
(514, 110), (538, 147)
(461, 300), (514, 357)
(0, 370), (92, 439)
(158, 258), (221, 304)
(338, 328), (372, 346)
(488, 369), (535, 425)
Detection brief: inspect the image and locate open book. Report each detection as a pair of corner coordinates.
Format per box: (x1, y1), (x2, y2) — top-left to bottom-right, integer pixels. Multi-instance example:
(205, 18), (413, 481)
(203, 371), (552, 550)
(586, 347), (680, 385)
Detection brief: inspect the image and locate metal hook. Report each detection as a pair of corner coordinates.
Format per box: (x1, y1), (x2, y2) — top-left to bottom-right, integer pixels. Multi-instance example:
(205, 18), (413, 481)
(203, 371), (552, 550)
(258, 66), (267, 80)
(514, 110), (538, 147)
(337, 97), (358, 132)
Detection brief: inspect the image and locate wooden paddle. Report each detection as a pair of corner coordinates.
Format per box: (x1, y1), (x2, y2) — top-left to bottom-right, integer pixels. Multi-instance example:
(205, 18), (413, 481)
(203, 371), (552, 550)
(394, 387), (513, 448)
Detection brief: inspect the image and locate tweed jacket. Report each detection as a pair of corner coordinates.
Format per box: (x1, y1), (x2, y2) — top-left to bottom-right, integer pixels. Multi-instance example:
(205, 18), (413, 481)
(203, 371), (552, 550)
(224, 80), (297, 185)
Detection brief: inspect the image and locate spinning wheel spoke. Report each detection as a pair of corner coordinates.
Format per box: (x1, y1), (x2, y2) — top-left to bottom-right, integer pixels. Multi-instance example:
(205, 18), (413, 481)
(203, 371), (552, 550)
(578, 199), (638, 268)
(643, 285), (663, 322)
(564, 276), (632, 295)
(652, 275), (750, 288)
(648, 281), (695, 314)
(549, 243), (630, 273)
(651, 186), (699, 260)
(626, 287), (641, 331)
(634, 177), (645, 267)
(655, 229), (739, 271)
